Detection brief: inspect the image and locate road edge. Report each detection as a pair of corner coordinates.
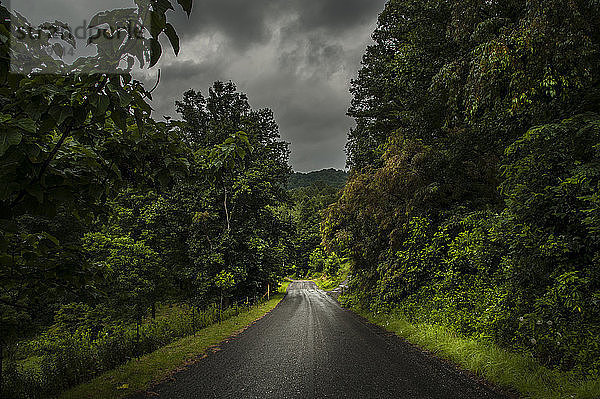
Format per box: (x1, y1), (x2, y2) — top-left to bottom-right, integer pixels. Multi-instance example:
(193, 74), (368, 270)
(344, 306), (520, 399)
(58, 295), (285, 399)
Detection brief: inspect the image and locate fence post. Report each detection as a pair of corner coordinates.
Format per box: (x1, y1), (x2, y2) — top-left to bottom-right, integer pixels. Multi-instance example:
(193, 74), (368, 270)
(267, 284), (270, 301)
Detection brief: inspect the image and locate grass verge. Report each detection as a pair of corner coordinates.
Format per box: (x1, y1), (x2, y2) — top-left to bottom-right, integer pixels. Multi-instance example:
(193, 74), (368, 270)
(311, 263), (350, 291)
(353, 307), (600, 399)
(278, 279), (291, 294)
(58, 295), (283, 399)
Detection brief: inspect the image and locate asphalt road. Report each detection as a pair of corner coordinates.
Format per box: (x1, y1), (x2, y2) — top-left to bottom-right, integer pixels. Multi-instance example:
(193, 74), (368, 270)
(144, 281), (508, 399)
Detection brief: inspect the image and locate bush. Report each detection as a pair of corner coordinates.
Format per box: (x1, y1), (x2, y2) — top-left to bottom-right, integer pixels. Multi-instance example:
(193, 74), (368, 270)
(2, 302), (250, 399)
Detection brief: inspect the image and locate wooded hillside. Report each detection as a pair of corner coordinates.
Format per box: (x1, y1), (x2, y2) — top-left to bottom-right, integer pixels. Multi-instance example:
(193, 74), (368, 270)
(287, 168), (348, 190)
(322, 0), (600, 380)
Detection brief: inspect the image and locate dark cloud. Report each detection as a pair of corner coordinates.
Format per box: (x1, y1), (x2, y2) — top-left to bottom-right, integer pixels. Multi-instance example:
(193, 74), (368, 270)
(152, 0), (388, 171)
(171, 0), (386, 53)
(170, 0), (277, 49)
(10, 0), (389, 170)
(291, 0), (385, 33)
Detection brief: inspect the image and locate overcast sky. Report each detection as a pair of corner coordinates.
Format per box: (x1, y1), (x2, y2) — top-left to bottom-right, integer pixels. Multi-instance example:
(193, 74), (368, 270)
(11, 0), (387, 171)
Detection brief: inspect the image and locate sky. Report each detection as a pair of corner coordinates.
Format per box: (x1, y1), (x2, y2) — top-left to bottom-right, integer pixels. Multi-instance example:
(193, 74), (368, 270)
(10, 0), (388, 172)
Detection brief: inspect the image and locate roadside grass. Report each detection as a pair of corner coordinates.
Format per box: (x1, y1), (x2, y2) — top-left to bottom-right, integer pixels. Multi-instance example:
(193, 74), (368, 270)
(58, 295), (283, 399)
(278, 279), (291, 294)
(354, 307), (600, 399)
(311, 263), (350, 291)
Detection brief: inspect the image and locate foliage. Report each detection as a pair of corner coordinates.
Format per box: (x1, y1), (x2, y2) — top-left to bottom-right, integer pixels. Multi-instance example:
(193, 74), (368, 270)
(174, 81), (291, 300)
(0, 0), (193, 355)
(4, 299), (261, 398)
(57, 296), (283, 399)
(279, 183), (341, 277)
(0, 2), (295, 397)
(287, 169), (348, 190)
(324, 0), (600, 385)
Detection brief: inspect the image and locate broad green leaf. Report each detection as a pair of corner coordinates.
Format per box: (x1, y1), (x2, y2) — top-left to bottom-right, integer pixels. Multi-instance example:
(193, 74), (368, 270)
(164, 23), (180, 55)
(149, 38), (162, 68)
(153, 0), (175, 14)
(0, 129), (23, 156)
(52, 43), (64, 58)
(177, 0), (193, 16)
(97, 95), (110, 115)
(150, 11), (167, 39)
(111, 108), (128, 132)
(48, 106), (73, 126)
(11, 118), (36, 133)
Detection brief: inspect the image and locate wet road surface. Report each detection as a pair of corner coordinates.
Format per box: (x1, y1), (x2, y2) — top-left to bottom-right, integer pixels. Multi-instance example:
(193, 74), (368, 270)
(144, 281), (507, 398)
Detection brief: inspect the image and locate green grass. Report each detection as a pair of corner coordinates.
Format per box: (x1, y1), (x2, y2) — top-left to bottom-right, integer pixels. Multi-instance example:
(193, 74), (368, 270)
(278, 279), (291, 294)
(58, 295), (283, 399)
(354, 307), (600, 399)
(311, 264), (350, 291)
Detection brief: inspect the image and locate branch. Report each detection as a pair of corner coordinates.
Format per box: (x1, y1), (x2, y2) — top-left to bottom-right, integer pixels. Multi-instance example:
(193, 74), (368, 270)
(0, 297), (31, 311)
(10, 122), (73, 208)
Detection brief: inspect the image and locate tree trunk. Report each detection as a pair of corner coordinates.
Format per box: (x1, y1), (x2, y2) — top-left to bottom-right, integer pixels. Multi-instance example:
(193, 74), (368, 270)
(223, 186), (230, 231)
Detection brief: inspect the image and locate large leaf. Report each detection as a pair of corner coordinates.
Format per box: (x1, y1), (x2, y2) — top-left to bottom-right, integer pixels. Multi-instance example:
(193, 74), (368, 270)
(10, 118), (36, 133)
(149, 38), (162, 68)
(164, 23), (180, 55)
(177, 0), (193, 17)
(0, 129), (23, 156)
(150, 11), (166, 39)
(111, 108), (128, 132)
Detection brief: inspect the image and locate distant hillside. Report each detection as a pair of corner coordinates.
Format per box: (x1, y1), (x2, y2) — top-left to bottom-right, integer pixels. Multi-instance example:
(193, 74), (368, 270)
(288, 169), (348, 190)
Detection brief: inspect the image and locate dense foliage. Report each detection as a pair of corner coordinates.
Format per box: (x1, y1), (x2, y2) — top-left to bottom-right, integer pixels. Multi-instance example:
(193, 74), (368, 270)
(0, 1), (292, 396)
(287, 168), (347, 190)
(325, 0), (600, 379)
(282, 183), (342, 277)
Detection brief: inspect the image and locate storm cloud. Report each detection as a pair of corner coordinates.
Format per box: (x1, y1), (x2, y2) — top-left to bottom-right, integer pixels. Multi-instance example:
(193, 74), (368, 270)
(12, 0), (388, 171)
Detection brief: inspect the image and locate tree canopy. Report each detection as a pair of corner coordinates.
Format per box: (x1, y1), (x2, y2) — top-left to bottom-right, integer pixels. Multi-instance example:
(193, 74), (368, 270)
(325, 0), (600, 378)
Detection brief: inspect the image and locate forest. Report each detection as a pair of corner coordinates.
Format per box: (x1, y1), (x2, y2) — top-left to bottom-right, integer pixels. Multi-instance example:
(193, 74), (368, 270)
(2, 0), (600, 397)
(287, 169), (347, 190)
(321, 0), (600, 385)
(0, 1), (315, 397)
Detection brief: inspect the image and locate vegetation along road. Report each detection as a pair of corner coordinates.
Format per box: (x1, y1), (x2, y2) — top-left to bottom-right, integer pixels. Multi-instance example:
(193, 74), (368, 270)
(140, 281), (507, 399)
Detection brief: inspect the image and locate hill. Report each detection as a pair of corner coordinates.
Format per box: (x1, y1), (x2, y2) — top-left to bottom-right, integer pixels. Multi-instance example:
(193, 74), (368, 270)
(288, 169), (348, 190)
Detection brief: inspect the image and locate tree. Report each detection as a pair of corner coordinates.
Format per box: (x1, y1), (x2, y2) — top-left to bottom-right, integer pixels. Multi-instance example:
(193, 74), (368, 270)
(0, 0), (194, 385)
(175, 81), (291, 304)
(324, 0), (600, 376)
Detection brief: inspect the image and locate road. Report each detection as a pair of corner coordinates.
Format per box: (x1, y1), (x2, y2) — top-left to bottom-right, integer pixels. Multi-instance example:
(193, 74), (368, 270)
(143, 281), (508, 399)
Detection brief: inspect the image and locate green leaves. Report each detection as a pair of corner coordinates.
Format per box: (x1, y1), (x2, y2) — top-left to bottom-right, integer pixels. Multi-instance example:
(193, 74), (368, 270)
(165, 23), (180, 55)
(110, 108), (129, 132)
(215, 270), (235, 291)
(150, 10), (167, 39)
(8, 118), (36, 133)
(149, 38), (162, 68)
(0, 129), (23, 156)
(177, 0), (193, 17)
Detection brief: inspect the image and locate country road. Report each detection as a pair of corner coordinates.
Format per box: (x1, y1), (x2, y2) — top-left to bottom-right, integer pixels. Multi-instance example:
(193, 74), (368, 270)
(142, 281), (508, 399)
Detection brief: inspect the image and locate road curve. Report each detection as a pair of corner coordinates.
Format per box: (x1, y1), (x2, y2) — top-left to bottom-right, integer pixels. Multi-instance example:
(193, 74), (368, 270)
(143, 281), (507, 399)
